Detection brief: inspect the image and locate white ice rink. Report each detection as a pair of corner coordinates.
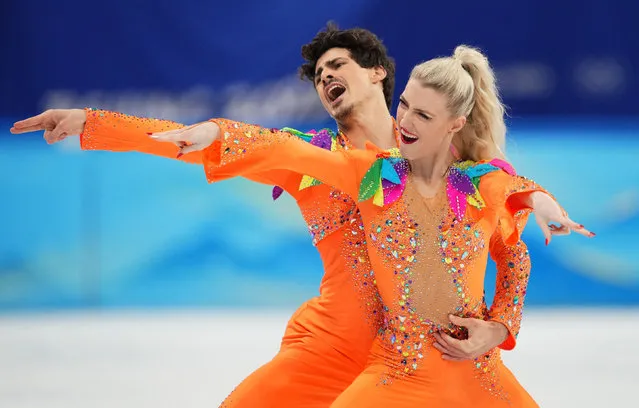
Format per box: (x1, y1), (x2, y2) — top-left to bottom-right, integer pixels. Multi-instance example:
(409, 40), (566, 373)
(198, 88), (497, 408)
(0, 309), (636, 407)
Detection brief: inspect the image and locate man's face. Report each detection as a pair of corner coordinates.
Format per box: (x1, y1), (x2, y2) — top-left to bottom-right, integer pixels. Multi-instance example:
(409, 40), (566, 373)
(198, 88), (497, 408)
(314, 48), (383, 121)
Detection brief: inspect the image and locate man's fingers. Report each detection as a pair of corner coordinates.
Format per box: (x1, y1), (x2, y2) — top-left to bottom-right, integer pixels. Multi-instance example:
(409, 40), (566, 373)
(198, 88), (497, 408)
(448, 314), (473, 327)
(441, 354), (467, 362)
(43, 130), (54, 144)
(433, 339), (465, 359)
(49, 128), (67, 143)
(435, 332), (466, 351)
(43, 127), (67, 144)
(10, 124), (46, 134)
(13, 112), (48, 129)
(433, 333), (456, 352)
(432, 340), (449, 354)
(57, 132), (69, 142)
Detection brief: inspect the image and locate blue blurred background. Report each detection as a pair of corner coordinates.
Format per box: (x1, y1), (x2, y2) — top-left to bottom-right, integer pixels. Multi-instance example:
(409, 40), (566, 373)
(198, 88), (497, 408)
(1, 0), (638, 311)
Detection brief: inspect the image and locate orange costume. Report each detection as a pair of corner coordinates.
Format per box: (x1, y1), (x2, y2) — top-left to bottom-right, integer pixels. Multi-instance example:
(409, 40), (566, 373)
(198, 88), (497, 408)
(79, 109), (537, 407)
(80, 109), (382, 407)
(199, 119), (550, 407)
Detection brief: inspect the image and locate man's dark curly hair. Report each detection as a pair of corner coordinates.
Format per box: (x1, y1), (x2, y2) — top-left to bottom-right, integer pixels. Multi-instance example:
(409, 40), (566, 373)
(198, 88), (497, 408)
(299, 22), (396, 110)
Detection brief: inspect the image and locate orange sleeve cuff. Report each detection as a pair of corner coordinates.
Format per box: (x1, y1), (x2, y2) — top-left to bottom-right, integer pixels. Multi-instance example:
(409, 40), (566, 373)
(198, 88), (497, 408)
(498, 176), (559, 245)
(201, 118), (291, 184)
(79, 108), (202, 164)
(497, 330), (517, 351)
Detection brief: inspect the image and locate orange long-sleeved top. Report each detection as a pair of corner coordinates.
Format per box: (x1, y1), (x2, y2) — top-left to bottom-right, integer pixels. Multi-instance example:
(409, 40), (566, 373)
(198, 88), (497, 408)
(79, 110), (539, 393)
(202, 119), (551, 387)
(79, 109), (385, 371)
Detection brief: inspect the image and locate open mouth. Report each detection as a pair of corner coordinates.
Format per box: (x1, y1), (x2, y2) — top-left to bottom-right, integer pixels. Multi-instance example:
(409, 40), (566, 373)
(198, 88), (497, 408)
(325, 82), (346, 105)
(400, 127), (419, 145)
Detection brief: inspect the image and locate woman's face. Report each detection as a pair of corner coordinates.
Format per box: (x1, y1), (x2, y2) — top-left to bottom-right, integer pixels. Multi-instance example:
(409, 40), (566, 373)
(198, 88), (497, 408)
(397, 79), (465, 161)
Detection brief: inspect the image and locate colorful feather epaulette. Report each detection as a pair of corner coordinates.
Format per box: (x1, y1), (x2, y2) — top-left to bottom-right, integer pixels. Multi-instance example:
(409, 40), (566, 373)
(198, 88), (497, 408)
(446, 158), (516, 219)
(358, 148), (409, 207)
(357, 152), (516, 219)
(271, 128), (340, 200)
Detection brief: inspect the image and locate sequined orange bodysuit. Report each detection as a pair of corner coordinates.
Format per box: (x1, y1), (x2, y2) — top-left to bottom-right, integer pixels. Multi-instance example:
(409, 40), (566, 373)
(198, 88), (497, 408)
(202, 119), (548, 407)
(80, 109), (383, 407)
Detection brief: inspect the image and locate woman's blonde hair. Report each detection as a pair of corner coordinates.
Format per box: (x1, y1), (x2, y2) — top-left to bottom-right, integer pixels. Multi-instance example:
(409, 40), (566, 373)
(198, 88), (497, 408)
(409, 45), (506, 161)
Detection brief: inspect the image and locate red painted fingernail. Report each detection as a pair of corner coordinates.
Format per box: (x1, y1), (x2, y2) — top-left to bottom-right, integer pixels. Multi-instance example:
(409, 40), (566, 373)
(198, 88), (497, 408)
(176, 153), (183, 158)
(146, 132), (153, 135)
(590, 232), (596, 237)
(578, 224), (584, 228)
(545, 238), (549, 246)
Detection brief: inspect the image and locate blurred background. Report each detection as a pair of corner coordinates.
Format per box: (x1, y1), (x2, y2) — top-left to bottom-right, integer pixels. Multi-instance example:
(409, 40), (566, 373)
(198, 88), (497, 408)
(1, 0), (637, 407)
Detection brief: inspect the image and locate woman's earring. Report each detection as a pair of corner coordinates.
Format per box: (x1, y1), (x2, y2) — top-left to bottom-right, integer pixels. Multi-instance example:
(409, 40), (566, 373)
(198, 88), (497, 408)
(450, 142), (460, 159)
